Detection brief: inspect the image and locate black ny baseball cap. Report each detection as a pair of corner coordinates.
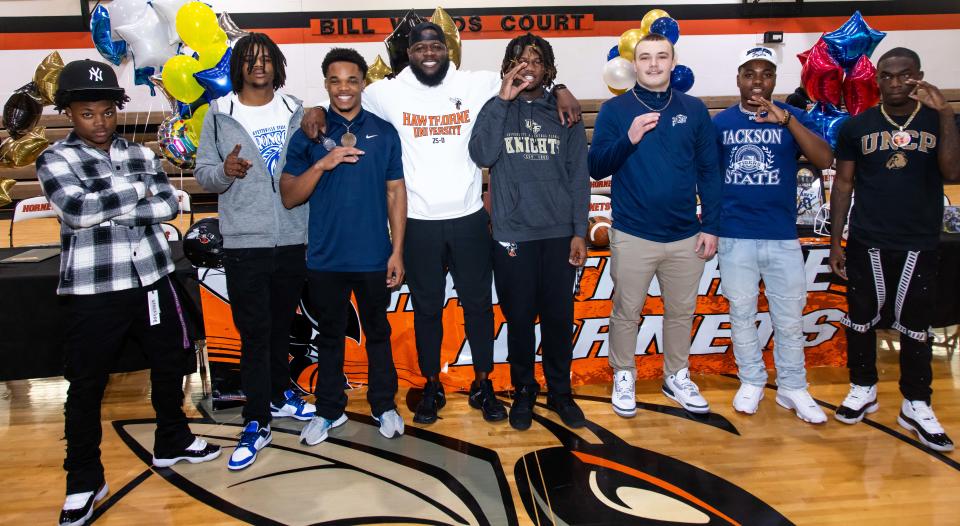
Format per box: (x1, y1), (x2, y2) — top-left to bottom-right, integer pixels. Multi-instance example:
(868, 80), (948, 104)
(55, 59), (125, 102)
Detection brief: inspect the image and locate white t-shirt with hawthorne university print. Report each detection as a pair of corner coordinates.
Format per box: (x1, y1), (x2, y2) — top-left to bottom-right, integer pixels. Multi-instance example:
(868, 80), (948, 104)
(360, 67), (500, 220)
(227, 92), (291, 177)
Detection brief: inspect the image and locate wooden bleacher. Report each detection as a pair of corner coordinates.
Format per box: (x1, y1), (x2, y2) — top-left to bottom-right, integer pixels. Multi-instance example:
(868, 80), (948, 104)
(2, 90), (959, 204)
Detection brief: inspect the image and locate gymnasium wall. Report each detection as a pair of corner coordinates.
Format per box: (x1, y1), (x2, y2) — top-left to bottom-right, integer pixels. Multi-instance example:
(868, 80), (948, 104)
(1, 1), (958, 112)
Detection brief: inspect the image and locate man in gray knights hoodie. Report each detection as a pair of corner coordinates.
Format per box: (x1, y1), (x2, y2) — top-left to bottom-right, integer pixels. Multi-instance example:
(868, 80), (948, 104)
(195, 33), (315, 471)
(469, 33), (590, 432)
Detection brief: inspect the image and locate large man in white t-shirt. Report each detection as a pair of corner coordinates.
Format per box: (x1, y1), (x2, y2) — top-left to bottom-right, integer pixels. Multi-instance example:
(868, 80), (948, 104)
(303, 23), (581, 424)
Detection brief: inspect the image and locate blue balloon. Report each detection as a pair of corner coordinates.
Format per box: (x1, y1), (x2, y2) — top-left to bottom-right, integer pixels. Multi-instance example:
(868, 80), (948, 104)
(650, 17), (680, 45)
(670, 65), (695, 93)
(806, 102), (850, 148)
(89, 4), (127, 66)
(193, 47), (233, 100)
(823, 11), (886, 70)
(134, 66), (156, 96)
(607, 45), (619, 61)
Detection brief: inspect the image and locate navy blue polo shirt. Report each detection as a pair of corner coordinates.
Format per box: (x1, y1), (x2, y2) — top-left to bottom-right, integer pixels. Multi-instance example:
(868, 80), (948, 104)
(283, 108), (403, 272)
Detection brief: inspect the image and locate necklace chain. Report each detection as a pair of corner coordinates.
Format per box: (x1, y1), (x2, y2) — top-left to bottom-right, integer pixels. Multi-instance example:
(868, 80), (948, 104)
(880, 101), (921, 131)
(632, 88), (673, 112)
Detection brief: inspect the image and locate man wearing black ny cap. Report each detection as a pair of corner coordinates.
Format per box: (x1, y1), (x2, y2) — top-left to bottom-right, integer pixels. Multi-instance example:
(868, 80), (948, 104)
(301, 21), (582, 425)
(37, 59), (220, 526)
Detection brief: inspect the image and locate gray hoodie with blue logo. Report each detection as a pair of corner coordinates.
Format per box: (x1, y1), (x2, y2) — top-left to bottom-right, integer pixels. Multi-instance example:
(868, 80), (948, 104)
(194, 93), (307, 249)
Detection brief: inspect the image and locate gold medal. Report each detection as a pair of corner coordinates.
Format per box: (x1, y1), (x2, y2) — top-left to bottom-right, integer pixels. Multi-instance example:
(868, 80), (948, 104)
(892, 130), (912, 148)
(340, 132), (357, 148)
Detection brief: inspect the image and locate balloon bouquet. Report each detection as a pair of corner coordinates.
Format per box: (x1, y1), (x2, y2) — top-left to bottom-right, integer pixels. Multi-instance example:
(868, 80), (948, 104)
(89, 0), (249, 169)
(0, 51), (65, 205)
(602, 9), (695, 96)
(369, 7), (462, 86)
(800, 11), (886, 147)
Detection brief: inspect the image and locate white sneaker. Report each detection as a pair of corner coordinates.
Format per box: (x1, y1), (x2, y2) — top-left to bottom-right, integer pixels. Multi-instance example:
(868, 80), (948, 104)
(776, 387), (827, 424)
(834, 384), (878, 424)
(662, 367), (710, 414)
(59, 483), (108, 526)
(898, 400), (955, 452)
(732, 383), (765, 414)
(374, 409), (405, 439)
(611, 370), (637, 417)
(299, 413), (348, 446)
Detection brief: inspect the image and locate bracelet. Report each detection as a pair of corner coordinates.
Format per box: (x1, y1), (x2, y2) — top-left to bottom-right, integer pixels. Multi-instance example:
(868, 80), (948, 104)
(780, 112), (792, 126)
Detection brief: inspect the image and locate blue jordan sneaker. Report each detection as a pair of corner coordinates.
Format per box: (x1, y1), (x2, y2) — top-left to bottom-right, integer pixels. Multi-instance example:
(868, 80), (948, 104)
(228, 421), (272, 470)
(270, 389), (316, 421)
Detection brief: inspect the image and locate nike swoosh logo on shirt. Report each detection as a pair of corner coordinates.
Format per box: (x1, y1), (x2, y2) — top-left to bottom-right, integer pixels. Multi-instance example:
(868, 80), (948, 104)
(365, 134), (378, 139)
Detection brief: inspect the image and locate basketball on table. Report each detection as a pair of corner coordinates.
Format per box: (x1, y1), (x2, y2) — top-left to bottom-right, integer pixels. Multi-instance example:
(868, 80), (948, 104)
(588, 216), (611, 248)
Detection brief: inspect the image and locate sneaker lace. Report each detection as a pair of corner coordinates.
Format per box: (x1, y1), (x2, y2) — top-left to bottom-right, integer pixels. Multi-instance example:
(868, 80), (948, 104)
(675, 375), (700, 396)
(843, 384), (871, 405)
(236, 430), (259, 448)
(910, 402), (945, 434)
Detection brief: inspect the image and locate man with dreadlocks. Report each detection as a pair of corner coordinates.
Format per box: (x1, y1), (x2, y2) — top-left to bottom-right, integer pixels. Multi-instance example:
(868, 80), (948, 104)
(301, 21), (582, 426)
(469, 33), (590, 431)
(38, 59), (221, 526)
(195, 32), (315, 471)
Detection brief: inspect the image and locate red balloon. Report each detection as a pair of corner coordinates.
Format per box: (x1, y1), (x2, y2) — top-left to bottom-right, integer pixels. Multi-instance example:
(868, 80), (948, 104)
(843, 55), (880, 116)
(800, 39), (843, 106)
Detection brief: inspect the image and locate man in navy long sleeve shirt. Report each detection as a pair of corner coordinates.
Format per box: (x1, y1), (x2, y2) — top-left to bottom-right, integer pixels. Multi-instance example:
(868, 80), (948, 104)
(588, 33), (721, 417)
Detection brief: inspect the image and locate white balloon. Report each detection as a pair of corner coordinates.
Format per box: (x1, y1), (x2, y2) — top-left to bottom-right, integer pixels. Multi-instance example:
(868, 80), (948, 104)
(115, 6), (179, 71)
(602, 57), (637, 91)
(106, 0), (149, 41)
(149, 0), (189, 45)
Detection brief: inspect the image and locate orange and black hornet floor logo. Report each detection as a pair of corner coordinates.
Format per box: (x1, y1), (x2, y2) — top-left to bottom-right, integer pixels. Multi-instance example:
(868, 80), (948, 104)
(103, 392), (792, 525)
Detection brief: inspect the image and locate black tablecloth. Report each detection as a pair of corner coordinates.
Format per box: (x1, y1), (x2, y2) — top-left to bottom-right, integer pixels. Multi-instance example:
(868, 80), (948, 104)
(0, 242), (203, 380)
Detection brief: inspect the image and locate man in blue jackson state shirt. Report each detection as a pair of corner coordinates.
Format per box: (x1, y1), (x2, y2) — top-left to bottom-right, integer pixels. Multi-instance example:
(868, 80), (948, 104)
(589, 33), (721, 416)
(713, 47), (833, 423)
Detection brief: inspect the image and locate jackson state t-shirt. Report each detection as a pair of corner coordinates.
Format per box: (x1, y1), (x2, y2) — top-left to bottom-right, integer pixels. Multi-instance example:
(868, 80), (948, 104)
(228, 92), (291, 177)
(713, 102), (815, 240)
(835, 105), (944, 250)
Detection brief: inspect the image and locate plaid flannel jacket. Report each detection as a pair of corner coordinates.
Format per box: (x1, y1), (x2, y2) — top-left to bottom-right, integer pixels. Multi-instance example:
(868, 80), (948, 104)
(36, 133), (179, 295)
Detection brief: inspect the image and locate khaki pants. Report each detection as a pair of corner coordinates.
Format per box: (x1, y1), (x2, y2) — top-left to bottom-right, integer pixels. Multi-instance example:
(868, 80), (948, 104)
(608, 229), (705, 376)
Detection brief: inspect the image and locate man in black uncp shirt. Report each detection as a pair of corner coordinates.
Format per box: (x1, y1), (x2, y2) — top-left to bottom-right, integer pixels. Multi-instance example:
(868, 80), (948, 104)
(829, 47), (960, 452)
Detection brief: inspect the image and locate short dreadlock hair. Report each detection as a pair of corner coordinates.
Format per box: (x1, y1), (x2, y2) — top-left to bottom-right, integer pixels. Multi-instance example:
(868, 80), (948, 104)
(54, 90), (129, 113)
(321, 48), (369, 79)
(500, 32), (558, 88)
(231, 32), (287, 93)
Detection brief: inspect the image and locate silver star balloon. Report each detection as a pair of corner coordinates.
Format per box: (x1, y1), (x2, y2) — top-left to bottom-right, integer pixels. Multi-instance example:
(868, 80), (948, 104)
(218, 12), (250, 41)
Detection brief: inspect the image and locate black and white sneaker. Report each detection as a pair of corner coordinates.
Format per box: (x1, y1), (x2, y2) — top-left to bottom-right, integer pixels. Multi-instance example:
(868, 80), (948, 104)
(662, 367), (710, 414)
(59, 482), (108, 526)
(152, 437), (222, 468)
(898, 399), (954, 452)
(834, 384), (878, 424)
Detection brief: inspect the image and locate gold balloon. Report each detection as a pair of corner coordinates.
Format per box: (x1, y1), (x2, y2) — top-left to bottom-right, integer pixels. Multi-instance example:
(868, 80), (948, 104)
(33, 51), (65, 106)
(430, 7), (461, 69)
(608, 85), (627, 96)
(365, 55), (393, 85)
(640, 9), (670, 36)
(618, 28), (646, 62)
(0, 126), (49, 168)
(0, 178), (15, 207)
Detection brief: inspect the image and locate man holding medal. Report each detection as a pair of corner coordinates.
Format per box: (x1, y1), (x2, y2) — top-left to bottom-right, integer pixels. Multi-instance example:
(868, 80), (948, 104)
(829, 47), (960, 451)
(280, 48), (408, 444)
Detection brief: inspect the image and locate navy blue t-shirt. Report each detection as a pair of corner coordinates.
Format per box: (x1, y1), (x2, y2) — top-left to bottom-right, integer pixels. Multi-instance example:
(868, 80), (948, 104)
(713, 102), (815, 240)
(283, 108), (403, 272)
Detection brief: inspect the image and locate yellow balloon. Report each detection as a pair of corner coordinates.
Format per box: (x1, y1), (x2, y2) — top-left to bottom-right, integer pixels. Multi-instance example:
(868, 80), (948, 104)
(162, 55), (204, 103)
(175, 2), (220, 50)
(618, 28), (646, 62)
(185, 104), (209, 145)
(196, 41), (228, 70)
(640, 9), (670, 36)
(365, 55), (393, 85)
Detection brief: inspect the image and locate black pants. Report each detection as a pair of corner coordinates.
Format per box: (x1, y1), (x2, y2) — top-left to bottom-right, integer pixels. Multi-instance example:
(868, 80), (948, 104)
(307, 270), (398, 418)
(843, 238), (937, 402)
(404, 208), (493, 377)
(63, 275), (195, 494)
(223, 244), (306, 425)
(493, 236), (575, 394)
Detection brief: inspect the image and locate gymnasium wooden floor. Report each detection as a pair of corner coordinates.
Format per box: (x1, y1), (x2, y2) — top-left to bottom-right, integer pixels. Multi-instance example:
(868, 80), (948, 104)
(3, 217), (960, 525)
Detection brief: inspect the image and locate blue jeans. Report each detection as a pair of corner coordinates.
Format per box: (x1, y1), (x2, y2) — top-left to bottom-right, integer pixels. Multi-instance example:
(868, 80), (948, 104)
(718, 238), (808, 390)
